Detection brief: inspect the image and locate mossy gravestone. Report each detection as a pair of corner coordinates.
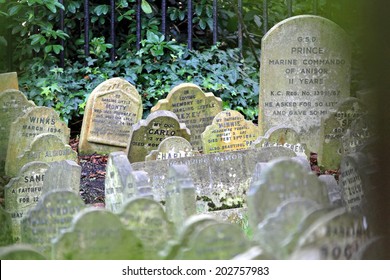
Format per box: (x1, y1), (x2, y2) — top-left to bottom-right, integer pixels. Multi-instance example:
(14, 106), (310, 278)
(202, 110), (259, 154)
(0, 72), (19, 92)
(42, 160), (81, 195)
(79, 77), (143, 155)
(5, 106), (70, 177)
(21, 190), (86, 257)
(145, 136), (198, 161)
(53, 208), (144, 260)
(0, 89), (35, 175)
(151, 83), (222, 151)
(259, 15), (351, 153)
(127, 110), (191, 163)
(0, 244), (46, 260)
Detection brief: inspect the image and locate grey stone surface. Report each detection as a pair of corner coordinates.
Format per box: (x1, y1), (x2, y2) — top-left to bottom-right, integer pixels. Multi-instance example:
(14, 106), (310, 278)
(319, 174), (342, 206)
(145, 136), (198, 161)
(42, 160), (81, 194)
(125, 170), (153, 200)
(0, 72), (19, 92)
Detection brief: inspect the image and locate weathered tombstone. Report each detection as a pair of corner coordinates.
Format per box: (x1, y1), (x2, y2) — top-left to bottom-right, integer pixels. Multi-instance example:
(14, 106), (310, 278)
(208, 207), (248, 226)
(20, 190), (86, 257)
(5, 106), (70, 177)
(0, 244), (46, 260)
(125, 170), (152, 200)
(9, 133), (77, 177)
(341, 113), (374, 155)
(78, 77), (143, 155)
(319, 174), (342, 206)
(127, 110), (191, 163)
(52, 208), (144, 260)
(318, 98), (367, 170)
(252, 126), (308, 158)
(4, 161), (50, 242)
(201, 110), (259, 154)
(42, 160), (81, 194)
(0, 72), (19, 92)
(119, 197), (174, 259)
(247, 157), (329, 231)
(0, 206), (13, 246)
(145, 136), (198, 161)
(151, 83), (222, 151)
(0, 89), (35, 175)
(259, 15), (351, 153)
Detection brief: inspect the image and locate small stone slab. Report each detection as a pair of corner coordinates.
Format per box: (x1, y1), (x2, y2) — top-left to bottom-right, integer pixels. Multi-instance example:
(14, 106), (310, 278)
(319, 175), (342, 206)
(0, 244), (46, 260)
(127, 110), (191, 163)
(0, 206), (13, 246)
(42, 160), (81, 194)
(145, 136), (198, 161)
(0, 89), (35, 175)
(79, 77), (143, 155)
(119, 197), (174, 259)
(201, 110), (259, 154)
(5, 106), (70, 177)
(52, 208), (144, 260)
(151, 83), (222, 151)
(0, 72), (19, 92)
(125, 170), (153, 200)
(21, 190), (86, 257)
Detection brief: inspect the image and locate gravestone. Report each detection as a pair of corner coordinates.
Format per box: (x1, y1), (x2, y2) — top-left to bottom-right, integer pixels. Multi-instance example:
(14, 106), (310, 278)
(0, 206), (13, 246)
(0, 72), (19, 92)
(319, 175), (342, 206)
(151, 83), (222, 151)
(0, 244), (46, 260)
(119, 197), (174, 259)
(247, 157), (329, 231)
(201, 110), (259, 154)
(4, 161), (50, 242)
(145, 136), (198, 161)
(5, 106), (70, 177)
(252, 126), (308, 158)
(9, 133), (77, 177)
(0, 89), (35, 175)
(42, 160), (81, 194)
(20, 190), (86, 257)
(318, 98), (366, 170)
(78, 77), (143, 155)
(259, 15), (351, 153)
(52, 208), (144, 260)
(127, 110), (191, 163)
(125, 170), (152, 200)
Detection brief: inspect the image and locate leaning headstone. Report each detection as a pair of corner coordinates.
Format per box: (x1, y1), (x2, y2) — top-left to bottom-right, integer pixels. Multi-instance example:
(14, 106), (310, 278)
(20, 190), (86, 257)
(151, 83), (222, 151)
(127, 110), (191, 163)
(119, 197), (174, 259)
(247, 157), (329, 231)
(201, 110), (259, 154)
(5, 106), (70, 177)
(0, 244), (46, 260)
(53, 208), (144, 260)
(0, 206), (13, 246)
(0, 89), (35, 175)
(78, 77), (143, 155)
(259, 15), (351, 153)
(0, 72), (19, 92)
(145, 136), (198, 161)
(42, 160), (81, 194)
(4, 161), (50, 242)
(319, 175), (342, 206)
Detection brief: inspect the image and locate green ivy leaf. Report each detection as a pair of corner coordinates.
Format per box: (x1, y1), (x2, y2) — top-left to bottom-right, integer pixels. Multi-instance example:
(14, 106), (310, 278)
(141, 0), (152, 14)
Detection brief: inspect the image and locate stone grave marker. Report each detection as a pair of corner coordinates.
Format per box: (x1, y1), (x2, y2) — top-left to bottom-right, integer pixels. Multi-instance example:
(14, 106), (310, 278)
(201, 110), (259, 154)
(318, 97), (367, 170)
(259, 15), (351, 153)
(20, 190), (86, 257)
(5, 106), (70, 177)
(4, 161), (50, 242)
(151, 83), (222, 151)
(127, 110), (191, 163)
(42, 160), (81, 194)
(252, 126), (308, 158)
(0, 89), (35, 175)
(0, 244), (46, 260)
(52, 208), (144, 260)
(119, 197), (174, 259)
(145, 136), (199, 161)
(0, 206), (13, 246)
(319, 174), (342, 206)
(125, 170), (152, 200)
(0, 72), (19, 92)
(78, 77), (142, 155)
(9, 133), (77, 177)
(247, 157), (329, 231)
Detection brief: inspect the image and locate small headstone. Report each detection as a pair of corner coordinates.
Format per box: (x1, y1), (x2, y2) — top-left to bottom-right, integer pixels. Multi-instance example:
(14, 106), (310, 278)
(125, 170), (152, 200)
(145, 136), (198, 161)
(4, 161), (50, 242)
(42, 160), (81, 194)
(319, 175), (342, 206)
(0, 72), (19, 92)
(5, 106), (70, 177)
(78, 77), (143, 155)
(259, 15), (351, 153)
(0, 244), (46, 260)
(0, 89), (35, 175)
(341, 113), (374, 155)
(119, 197), (174, 259)
(151, 83), (222, 151)
(127, 110), (191, 163)
(52, 208), (144, 260)
(318, 97), (367, 170)
(0, 206), (13, 246)
(201, 110), (259, 154)
(20, 190), (86, 257)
